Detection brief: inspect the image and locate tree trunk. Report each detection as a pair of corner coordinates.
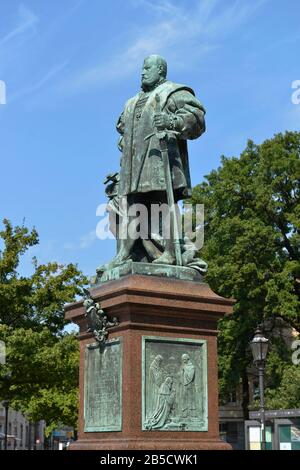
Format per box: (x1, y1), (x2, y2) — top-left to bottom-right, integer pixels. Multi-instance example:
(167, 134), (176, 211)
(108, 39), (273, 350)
(241, 370), (250, 420)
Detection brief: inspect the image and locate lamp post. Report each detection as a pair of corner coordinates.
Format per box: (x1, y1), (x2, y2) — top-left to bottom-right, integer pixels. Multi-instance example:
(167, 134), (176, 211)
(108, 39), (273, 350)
(1, 371), (12, 451)
(250, 328), (269, 451)
(3, 399), (9, 451)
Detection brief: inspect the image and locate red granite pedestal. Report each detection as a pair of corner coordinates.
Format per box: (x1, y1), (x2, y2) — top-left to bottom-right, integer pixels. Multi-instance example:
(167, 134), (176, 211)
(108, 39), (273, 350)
(65, 274), (234, 450)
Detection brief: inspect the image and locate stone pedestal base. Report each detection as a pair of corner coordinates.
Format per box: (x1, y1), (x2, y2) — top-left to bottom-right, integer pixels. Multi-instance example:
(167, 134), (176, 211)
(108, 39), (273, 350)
(95, 260), (203, 284)
(65, 274), (234, 451)
(69, 438), (230, 451)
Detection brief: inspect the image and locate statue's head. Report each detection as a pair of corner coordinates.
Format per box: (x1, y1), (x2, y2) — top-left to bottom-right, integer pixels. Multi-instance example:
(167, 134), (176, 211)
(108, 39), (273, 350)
(165, 376), (173, 386)
(141, 55), (167, 91)
(181, 353), (190, 364)
(155, 354), (163, 365)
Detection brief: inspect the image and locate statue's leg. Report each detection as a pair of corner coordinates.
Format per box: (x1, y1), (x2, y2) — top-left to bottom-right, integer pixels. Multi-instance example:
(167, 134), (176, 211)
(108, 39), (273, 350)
(152, 197), (176, 265)
(106, 212), (135, 266)
(105, 192), (151, 265)
(141, 238), (163, 261)
(96, 197), (134, 273)
(152, 237), (175, 265)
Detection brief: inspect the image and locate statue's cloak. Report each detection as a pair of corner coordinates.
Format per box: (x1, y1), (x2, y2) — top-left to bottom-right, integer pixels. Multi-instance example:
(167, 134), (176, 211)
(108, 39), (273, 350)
(117, 80), (205, 200)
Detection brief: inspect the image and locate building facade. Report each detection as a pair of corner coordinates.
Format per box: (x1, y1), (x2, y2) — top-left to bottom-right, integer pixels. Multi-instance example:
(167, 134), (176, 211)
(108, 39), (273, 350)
(0, 403), (45, 450)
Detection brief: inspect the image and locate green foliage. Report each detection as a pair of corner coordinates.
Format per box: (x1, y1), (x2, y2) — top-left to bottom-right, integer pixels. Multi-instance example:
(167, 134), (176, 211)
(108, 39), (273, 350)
(265, 336), (292, 390)
(265, 364), (300, 409)
(0, 218), (87, 333)
(191, 131), (300, 409)
(0, 219), (88, 432)
(0, 325), (79, 435)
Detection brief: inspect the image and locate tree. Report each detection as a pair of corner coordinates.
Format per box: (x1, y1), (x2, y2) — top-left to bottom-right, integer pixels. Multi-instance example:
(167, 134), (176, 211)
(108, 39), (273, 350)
(0, 218), (86, 333)
(0, 219), (88, 433)
(191, 131), (300, 415)
(265, 364), (300, 409)
(0, 325), (79, 436)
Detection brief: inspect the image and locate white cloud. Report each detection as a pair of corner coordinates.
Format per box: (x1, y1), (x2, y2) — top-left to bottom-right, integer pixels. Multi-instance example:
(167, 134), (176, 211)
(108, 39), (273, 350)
(0, 3), (39, 47)
(64, 230), (97, 251)
(9, 61), (68, 103)
(79, 230), (97, 249)
(200, 0), (266, 37)
(131, 0), (182, 16)
(62, 0), (266, 95)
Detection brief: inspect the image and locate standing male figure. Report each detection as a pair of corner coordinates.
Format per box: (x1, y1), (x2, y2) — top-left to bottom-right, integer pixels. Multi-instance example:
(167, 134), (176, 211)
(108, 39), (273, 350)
(148, 354), (165, 417)
(105, 54), (206, 268)
(179, 353), (196, 419)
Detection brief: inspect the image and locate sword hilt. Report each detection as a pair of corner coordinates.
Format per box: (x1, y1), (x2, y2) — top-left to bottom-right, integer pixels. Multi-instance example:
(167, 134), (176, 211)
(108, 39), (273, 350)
(155, 93), (161, 114)
(144, 93), (179, 141)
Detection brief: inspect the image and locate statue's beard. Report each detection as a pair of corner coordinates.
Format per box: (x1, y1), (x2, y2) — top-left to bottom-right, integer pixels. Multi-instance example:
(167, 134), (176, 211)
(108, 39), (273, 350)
(141, 80), (155, 92)
(141, 77), (165, 92)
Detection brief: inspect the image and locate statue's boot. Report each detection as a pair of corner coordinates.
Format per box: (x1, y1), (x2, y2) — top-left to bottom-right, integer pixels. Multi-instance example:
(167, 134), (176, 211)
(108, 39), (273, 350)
(142, 239), (163, 261)
(96, 254), (130, 275)
(107, 248), (131, 268)
(152, 250), (175, 265)
(96, 240), (132, 274)
(152, 237), (176, 265)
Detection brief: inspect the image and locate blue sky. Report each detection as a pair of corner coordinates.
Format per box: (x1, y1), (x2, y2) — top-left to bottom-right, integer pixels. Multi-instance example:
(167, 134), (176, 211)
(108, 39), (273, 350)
(0, 0), (299, 279)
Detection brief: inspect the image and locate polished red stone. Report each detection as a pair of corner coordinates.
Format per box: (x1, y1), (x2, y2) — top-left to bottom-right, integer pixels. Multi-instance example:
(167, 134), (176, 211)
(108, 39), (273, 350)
(65, 274), (234, 450)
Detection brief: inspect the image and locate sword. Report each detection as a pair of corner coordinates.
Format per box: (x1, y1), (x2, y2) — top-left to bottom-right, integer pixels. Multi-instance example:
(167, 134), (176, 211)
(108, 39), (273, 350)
(145, 94), (182, 266)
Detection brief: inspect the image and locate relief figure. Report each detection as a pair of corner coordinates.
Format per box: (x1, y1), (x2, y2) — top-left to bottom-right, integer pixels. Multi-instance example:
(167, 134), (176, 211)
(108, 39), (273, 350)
(148, 354), (164, 416)
(146, 376), (175, 430)
(179, 353), (196, 418)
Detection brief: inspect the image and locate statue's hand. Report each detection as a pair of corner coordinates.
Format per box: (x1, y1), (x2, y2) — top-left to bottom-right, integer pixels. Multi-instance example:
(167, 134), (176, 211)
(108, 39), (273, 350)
(153, 112), (171, 131)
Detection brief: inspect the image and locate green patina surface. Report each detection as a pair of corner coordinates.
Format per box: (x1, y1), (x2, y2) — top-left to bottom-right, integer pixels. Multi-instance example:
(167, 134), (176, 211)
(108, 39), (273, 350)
(96, 55), (207, 279)
(92, 260), (204, 285)
(84, 339), (122, 432)
(142, 335), (208, 432)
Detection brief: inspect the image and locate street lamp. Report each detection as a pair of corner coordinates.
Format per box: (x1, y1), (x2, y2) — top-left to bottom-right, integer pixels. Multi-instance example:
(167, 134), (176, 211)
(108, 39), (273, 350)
(2, 399), (9, 451)
(250, 328), (269, 451)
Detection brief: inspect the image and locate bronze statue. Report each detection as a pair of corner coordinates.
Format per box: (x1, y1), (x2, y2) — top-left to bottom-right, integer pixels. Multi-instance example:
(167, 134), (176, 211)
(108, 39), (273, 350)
(98, 55), (207, 277)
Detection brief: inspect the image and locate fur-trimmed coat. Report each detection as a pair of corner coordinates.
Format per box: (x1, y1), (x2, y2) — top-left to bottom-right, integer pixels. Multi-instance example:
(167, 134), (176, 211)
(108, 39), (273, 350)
(117, 80), (206, 200)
